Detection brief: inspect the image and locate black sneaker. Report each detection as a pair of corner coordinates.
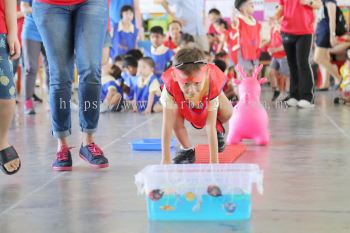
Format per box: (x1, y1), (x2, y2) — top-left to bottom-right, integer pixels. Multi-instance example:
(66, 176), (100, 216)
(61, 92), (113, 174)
(217, 131), (225, 153)
(173, 148), (195, 164)
(271, 90), (280, 102)
(32, 94), (43, 103)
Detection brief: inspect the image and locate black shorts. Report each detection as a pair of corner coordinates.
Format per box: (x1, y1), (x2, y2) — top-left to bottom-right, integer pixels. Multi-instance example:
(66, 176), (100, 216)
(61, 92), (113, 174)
(316, 30), (332, 48)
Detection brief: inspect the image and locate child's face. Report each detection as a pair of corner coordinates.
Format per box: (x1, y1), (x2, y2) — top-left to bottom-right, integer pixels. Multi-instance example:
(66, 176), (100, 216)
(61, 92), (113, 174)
(169, 23), (182, 38)
(175, 67), (207, 99)
(126, 66), (138, 76)
(241, 1), (254, 16)
(209, 13), (220, 24)
(150, 33), (164, 48)
(122, 10), (134, 23)
(214, 23), (226, 34)
(137, 60), (153, 77)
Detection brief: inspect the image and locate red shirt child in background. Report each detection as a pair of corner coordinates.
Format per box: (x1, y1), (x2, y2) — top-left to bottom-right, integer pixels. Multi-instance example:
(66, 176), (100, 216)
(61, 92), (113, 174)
(214, 18), (239, 65)
(267, 18), (290, 102)
(163, 20), (182, 53)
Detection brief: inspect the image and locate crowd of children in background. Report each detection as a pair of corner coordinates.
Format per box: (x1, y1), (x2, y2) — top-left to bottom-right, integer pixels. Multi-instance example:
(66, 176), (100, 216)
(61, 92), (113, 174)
(16, 0), (350, 116)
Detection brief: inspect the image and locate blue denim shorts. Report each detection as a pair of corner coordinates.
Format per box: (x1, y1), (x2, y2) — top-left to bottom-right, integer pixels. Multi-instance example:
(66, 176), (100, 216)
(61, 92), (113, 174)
(0, 34), (16, 99)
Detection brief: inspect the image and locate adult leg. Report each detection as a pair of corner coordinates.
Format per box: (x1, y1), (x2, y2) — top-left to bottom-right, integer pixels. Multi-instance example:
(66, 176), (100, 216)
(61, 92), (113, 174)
(74, 0), (108, 146)
(314, 46), (342, 84)
(23, 39), (42, 114)
(33, 2), (75, 146)
(282, 33), (299, 100)
(296, 35), (314, 102)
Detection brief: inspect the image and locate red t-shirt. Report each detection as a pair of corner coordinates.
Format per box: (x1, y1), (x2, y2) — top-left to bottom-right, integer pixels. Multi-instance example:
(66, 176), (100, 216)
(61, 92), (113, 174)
(38, 0), (86, 5)
(0, 0), (7, 34)
(269, 28), (285, 58)
(279, 0), (315, 35)
(163, 36), (178, 50)
(208, 24), (217, 35)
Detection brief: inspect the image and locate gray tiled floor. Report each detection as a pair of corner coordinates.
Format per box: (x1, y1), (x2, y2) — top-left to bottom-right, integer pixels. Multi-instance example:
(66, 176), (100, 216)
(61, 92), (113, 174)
(1, 92), (350, 233)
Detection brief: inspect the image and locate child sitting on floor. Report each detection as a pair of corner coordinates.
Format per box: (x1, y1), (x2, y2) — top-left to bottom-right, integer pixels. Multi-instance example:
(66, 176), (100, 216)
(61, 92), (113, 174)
(335, 48), (350, 104)
(100, 64), (123, 113)
(161, 48), (233, 164)
(133, 57), (162, 114)
(144, 26), (174, 80)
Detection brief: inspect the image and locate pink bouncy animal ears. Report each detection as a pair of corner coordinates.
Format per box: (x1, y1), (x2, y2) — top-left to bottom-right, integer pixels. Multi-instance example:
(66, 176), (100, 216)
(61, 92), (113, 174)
(234, 64), (267, 85)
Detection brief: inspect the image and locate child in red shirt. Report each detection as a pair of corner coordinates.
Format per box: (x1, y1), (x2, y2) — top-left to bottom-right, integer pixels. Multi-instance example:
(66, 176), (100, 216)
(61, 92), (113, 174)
(163, 20), (182, 53)
(214, 18), (239, 65)
(160, 48), (233, 164)
(235, 0), (261, 74)
(268, 18), (290, 102)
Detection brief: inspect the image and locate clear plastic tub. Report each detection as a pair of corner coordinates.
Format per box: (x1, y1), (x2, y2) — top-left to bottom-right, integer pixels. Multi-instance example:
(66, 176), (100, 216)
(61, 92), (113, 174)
(135, 164), (263, 221)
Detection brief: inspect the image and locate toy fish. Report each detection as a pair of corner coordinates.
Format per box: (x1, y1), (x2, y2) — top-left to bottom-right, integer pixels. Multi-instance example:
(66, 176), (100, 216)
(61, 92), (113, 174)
(223, 202), (236, 214)
(207, 185), (222, 197)
(160, 205), (176, 211)
(149, 189), (164, 201)
(185, 192), (196, 202)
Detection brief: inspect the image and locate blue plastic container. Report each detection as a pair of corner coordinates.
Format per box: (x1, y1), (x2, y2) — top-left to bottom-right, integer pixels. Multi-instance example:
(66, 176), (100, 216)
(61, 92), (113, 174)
(146, 194), (251, 221)
(135, 164), (263, 221)
(131, 138), (176, 151)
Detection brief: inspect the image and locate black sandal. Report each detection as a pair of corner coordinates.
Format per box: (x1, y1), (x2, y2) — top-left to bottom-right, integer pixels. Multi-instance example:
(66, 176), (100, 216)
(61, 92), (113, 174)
(0, 146), (21, 175)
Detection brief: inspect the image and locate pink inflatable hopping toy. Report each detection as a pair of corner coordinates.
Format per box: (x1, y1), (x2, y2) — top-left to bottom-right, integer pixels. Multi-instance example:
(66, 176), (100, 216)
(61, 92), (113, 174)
(226, 64), (270, 145)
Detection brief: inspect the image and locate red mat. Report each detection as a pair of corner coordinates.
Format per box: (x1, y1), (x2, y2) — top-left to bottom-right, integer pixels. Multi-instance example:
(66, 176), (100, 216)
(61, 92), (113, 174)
(195, 144), (246, 164)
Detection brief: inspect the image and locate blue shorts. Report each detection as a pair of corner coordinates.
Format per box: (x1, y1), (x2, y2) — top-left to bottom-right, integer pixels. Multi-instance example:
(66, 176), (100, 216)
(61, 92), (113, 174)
(270, 57), (290, 76)
(0, 34), (16, 99)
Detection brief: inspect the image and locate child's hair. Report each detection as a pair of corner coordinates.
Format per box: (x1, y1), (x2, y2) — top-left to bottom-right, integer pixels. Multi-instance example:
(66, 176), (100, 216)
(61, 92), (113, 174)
(114, 55), (125, 64)
(173, 48), (206, 75)
(215, 18), (228, 30)
(181, 33), (195, 44)
(110, 64), (122, 80)
(168, 20), (182, 29)
(140, 57), (155, 69)
(213, 59), (227, 72)
(209, 8), (221, 16)
(120, 5), (134, 19)
(123, 55), (138, 68)
(150, 26), (164, 35)
(126, 49), (143, 61)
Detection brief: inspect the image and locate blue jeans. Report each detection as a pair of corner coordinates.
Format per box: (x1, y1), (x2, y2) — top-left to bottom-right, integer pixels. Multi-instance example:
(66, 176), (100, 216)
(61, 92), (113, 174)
(33, 0), (108, 138)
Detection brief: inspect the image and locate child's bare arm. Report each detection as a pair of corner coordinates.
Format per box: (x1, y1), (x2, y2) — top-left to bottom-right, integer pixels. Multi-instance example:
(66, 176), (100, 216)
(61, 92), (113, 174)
(5, 0), (20, 60)
(206, 110), (219, 164)
(145, 91), (156, 114)
(162, 107), (175, 164)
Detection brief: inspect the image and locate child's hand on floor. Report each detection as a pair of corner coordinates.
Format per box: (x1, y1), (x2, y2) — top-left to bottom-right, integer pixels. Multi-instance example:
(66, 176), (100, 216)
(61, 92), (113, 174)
(144, 108), (152, 115)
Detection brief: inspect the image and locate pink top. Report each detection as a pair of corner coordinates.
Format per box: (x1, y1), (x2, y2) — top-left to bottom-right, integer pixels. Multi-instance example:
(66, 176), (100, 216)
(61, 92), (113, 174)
(279, 0), (315, 35)
(38, 0), (86, 5)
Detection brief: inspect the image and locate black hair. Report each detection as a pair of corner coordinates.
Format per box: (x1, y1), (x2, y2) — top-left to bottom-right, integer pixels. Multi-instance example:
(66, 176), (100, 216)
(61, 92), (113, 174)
(140, 57), (155, 68)
(110, 64), (122, 80)
(215, 18), (228, 30)
(123, 55), (138, 68)
(181, 33), (195, 43)
(126, 49), (143, 61)
(209, 8), (221, 16)
(173, 48), (206, 75)
(213, 59), (227, 72)
(120, 5), (134, 19)
(168, 20), (182, 29)
(215, 51), (228, 59)
(114, 55), (125, 63)
(150, 26), (164, 35)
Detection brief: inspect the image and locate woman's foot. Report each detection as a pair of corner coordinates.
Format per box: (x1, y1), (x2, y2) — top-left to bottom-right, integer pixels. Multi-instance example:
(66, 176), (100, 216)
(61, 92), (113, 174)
(79, 143), (109, 168)
(0, 146), (21, 175)
(52, 145), (73, 171)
